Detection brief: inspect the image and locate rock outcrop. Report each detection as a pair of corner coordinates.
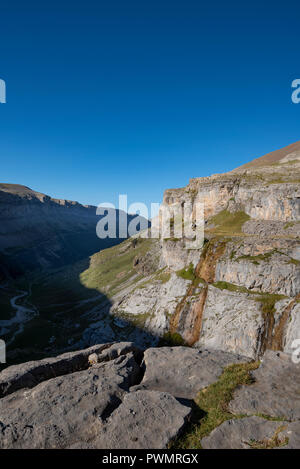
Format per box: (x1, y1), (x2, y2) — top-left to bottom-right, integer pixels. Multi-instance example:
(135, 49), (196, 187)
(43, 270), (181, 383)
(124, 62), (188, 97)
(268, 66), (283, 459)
(107, 143), (300, 360)
(0, 343), (299, 449)
(1, 141), (300, 449)
(202, 350), (300, 449)
(201, 417), (300, 449)
(229, 350), (300, 420)
(2, 142), (299, 363)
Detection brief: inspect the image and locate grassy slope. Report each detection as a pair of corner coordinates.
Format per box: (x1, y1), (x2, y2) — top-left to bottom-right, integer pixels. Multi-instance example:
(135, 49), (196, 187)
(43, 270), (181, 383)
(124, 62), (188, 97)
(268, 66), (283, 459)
(80, 237), (157, 296)
(2, 236), (157, 364)
(206, 210), (250, 236)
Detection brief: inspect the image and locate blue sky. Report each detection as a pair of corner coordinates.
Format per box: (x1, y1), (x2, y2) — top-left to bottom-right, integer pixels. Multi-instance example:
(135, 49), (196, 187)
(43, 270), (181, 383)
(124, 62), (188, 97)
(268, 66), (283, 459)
(0, 0), (300, 209)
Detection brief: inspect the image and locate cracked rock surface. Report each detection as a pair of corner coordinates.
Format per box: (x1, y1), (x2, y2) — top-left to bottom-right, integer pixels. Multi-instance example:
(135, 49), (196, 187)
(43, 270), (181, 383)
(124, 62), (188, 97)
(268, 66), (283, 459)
(0, 343), (299, 449)
(201, 416), (300, 449)
(97, 390), (191, 449)
(229, 351), (300, 421)
(0, 352), (141, 449)
(131, 346), (250, 399)
(0, 342), (193, 449)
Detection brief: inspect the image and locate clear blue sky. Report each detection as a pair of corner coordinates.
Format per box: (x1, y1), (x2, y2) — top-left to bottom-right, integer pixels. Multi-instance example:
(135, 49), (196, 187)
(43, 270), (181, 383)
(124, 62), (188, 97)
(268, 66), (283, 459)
(0, 0), (300, 209)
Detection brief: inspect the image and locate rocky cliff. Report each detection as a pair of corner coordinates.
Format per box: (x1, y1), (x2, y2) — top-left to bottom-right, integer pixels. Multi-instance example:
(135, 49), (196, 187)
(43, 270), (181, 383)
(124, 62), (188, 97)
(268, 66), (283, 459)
(0, 141), (300, 449)
(2, 143), (299, 363)
(0, 183), (136, 278)
(105, 141), (300, 359)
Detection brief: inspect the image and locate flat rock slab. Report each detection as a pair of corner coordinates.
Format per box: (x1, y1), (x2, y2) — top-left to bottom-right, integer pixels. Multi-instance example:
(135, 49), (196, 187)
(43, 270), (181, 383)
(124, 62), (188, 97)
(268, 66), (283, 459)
(201, 416), (300, 449)
(0, 354), (140, 449)
(229, 351), (300, 420)
(0, 341), (141, 398)
(97, 390), (191, 449)
(131, 347), (250, 399)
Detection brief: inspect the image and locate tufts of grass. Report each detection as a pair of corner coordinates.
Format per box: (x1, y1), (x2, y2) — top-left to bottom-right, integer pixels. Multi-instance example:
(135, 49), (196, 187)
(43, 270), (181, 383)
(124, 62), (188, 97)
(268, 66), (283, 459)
(212, 281), (287, 316)
(207, 210), (250, 235)
(80, 237), (155, 296)
(213, 281), (252, 294)
(269, 178), (300, 184)
(253, 413), (287, 422)
(254, 293), (286, 315)
(284, 222), (296, 230)
(116, 311), (150, 329)
(288, 258), (300, 266)
(172, 361), (260, 449)
(235, 250), (275, 264)
(176, 263), (195, 281)
(160, 332), (186, 346)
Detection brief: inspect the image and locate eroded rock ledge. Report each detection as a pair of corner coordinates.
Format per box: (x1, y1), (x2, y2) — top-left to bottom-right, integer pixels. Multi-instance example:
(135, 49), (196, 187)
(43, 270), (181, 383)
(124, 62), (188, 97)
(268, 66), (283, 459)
(0, 343), (299, 449)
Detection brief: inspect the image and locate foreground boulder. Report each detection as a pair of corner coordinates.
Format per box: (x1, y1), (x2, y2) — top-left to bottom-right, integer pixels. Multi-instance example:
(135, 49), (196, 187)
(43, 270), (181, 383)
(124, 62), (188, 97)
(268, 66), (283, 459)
(98, 390), (191, 449)
(0, 352), (141, 449)
(132, 346), (250, 399)
(0, 343), (299, 449)
(200, 351), (300, 449)
(0, 343), (193, 449)
(0, 342), (141, 398)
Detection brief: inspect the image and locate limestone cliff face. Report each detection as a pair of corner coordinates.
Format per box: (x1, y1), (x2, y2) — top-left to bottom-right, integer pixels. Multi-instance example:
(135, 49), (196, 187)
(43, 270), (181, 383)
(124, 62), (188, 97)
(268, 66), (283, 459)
(110, 143), (300, 359)
(2, 143), (299, 364)
(164, 165), (300, 223)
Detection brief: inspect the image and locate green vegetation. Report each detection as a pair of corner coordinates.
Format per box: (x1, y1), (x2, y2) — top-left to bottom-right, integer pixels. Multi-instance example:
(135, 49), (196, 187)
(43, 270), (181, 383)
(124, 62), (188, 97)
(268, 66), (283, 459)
(80, 237), (156, 296)
(6, 237), (157, 365)
(117, 311), (151, 329)
(284, 221), (296, 230)
(213, 281), (286, 314)
(229, 249), (237, 260)
(213, 281), (252, 294)
(207, 210), (250, 235)
(288, 257), (300, 266)
(173, 361), (260, 449)
(161, 332), (186, 346)
(255, 293), (286, 315)
(235, 248), (300, 266)
(235, 250), (275, 264)
(135, 268), (171, 291)
(253, 413), (287, 422)
(176, 263), (195, 281)
(269, 159), (300, 167)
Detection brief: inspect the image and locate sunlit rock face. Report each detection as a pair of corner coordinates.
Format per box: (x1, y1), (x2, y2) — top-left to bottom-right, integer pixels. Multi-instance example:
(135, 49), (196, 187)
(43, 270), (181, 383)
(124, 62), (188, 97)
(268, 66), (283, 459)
(1, 142), (299, 366)
(109, 144), (300, 359)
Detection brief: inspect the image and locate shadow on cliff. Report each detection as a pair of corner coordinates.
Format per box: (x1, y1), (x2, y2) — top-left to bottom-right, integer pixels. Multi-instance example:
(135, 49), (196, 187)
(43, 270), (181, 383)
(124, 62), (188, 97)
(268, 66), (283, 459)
(1, 255), (159, 370)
